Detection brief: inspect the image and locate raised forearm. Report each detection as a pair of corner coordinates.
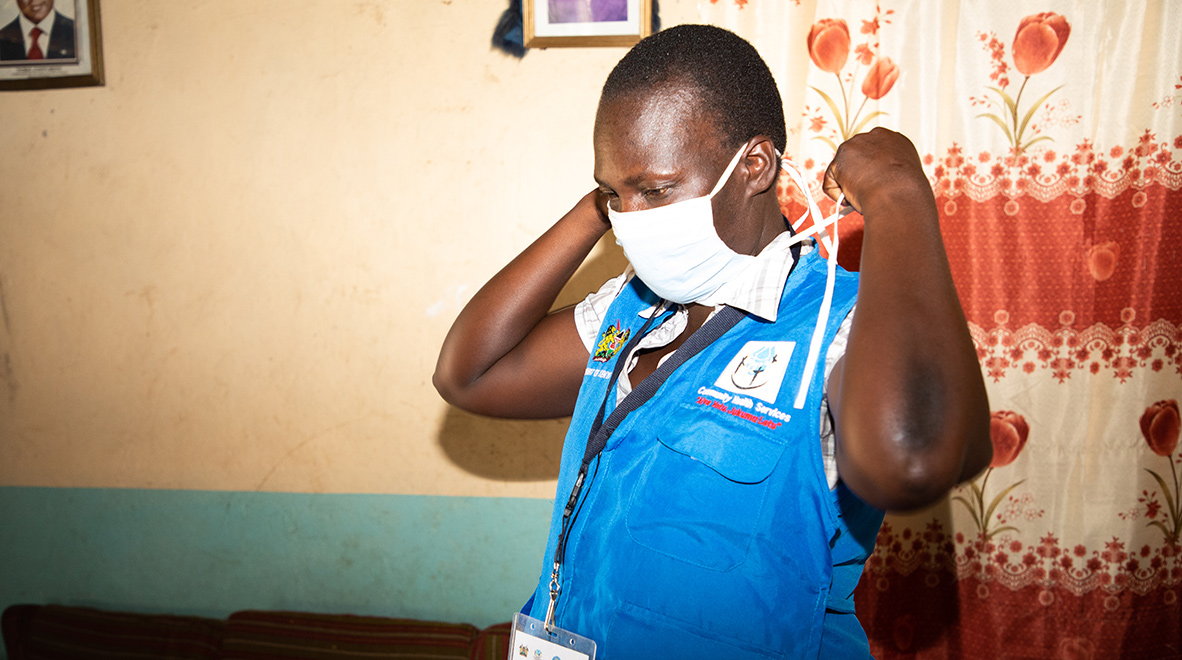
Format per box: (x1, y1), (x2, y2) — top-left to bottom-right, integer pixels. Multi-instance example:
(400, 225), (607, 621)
(827, 132), (991, 511)
(433, 191), (611, 417)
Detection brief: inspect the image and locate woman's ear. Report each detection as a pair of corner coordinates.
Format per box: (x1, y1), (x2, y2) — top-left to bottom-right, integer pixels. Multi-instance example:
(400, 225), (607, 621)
(743, 137), (780, 196)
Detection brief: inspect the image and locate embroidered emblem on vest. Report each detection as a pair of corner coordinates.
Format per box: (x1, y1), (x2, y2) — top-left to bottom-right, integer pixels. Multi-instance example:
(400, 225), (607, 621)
(714, 340), (796, 403)
(592, 321), (631, 362)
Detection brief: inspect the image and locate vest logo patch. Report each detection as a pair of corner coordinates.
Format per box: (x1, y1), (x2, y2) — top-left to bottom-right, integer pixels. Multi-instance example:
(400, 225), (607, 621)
(592, 321), (631, 363)
(714, 341), (796, 403)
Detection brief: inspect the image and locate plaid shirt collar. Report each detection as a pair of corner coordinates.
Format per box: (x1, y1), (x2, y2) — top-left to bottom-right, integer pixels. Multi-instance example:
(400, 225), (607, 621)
(705, 229), (809, 322)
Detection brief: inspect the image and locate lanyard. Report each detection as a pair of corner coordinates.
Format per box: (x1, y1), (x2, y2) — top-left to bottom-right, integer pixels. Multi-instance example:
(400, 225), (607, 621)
(543, 230), (803, 634)
(545, 302), (747, 631)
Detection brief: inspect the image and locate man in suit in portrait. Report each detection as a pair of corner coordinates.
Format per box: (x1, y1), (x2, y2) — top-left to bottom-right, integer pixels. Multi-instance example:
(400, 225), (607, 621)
(0, 0), (76, 61)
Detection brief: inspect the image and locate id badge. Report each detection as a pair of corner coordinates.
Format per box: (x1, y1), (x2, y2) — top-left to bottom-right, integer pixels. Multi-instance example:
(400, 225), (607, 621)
(508, 612), (596, 660)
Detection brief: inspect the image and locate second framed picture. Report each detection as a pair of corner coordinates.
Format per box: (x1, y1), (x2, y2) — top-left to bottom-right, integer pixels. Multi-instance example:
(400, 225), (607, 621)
(524, 0), (651, 49)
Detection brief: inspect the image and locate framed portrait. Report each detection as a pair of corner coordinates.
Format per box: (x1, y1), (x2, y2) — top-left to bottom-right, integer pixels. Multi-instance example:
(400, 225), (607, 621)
(524, 0), (651, 49)
(0, 0), (103, 91)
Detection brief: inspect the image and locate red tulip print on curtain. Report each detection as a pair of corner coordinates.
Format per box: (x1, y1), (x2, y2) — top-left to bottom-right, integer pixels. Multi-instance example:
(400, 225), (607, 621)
(975, 12), (1071, 155)
(953, 411), (1037, 541)
(703, 2), (1182, 656)
(1085, 241), (1120, 282)
(807, 18), (849, 74)
(1132, 400), (1182, 546)
(806, 5), (899, 149)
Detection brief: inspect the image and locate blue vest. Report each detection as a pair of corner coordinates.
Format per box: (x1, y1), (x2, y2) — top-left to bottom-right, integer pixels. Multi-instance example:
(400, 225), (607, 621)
(527, 250), (883, 659)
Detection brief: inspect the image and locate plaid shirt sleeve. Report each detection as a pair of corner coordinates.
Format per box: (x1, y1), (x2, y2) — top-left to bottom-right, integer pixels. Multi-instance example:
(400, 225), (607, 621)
(820, 305), (855, 490)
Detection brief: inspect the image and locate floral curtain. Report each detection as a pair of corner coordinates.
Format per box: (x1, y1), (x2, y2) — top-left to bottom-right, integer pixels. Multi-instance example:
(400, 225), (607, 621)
(701, 1), (1181, 657)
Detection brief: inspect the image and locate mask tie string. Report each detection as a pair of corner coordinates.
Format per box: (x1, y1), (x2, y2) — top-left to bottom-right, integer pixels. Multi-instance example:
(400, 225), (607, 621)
(777, 156), (852, 410)
(709, 145), (751, 198)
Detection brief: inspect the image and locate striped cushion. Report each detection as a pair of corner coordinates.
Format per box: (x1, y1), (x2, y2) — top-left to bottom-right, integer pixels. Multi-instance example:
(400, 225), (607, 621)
(468, 623), (511, 660)
(221, 611), (478, 659)
(3, 604), (224, 660)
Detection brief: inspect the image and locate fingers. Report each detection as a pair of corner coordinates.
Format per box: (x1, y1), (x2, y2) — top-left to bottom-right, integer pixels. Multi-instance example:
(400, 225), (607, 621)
(821, 164), (844, 204)
(581, 188), (612, 225)
(823, 143), (858, 212)
(824, 127), (922, 213)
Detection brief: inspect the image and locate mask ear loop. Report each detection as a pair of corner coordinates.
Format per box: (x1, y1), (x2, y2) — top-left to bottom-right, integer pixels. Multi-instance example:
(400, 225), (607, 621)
(777, 156), (853, 410)
(709, 144), (751, 198)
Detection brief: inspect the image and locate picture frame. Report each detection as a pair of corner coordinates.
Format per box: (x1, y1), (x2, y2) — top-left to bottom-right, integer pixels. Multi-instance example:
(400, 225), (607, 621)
(524, 0), (651, 49)
(0, 0), (103, 91)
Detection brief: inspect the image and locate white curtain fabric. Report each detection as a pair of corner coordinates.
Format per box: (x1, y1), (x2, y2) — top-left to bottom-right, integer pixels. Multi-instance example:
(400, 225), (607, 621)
(700, 1), (1182, 657)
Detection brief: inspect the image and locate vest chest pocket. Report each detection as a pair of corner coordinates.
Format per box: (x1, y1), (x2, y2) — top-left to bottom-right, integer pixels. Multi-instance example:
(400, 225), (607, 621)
(625, 408), (786, 571)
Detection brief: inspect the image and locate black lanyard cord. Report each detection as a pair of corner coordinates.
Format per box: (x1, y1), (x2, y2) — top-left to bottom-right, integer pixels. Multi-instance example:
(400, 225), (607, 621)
(557, 453), (600, 570)
(553, 303), (664, 567)
(553, 303), (748, 568)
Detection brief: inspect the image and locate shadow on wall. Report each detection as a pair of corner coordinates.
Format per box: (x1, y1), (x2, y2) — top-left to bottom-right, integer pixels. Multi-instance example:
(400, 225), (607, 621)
(437, 236), (630, 481)
(437, 409), (567, 481)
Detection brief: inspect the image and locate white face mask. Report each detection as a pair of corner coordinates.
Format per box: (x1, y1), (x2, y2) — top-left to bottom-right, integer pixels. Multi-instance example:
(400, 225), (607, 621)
(608, 141), (850, 410)
(607, 144), (753, 306)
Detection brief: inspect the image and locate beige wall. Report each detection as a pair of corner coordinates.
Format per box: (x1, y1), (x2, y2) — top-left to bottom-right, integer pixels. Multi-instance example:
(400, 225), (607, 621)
(0, 0), (697, 497)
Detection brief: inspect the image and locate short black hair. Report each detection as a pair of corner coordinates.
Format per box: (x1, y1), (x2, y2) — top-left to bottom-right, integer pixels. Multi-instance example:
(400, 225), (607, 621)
(601, 24), (786, 154)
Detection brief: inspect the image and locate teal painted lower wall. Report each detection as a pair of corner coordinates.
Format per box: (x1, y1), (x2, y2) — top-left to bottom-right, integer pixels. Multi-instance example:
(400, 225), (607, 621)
(0, 487), (553, 630)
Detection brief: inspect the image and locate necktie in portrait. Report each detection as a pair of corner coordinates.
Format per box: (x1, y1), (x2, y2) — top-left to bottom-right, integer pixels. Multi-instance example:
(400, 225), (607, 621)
(27, 26), (44, 59)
